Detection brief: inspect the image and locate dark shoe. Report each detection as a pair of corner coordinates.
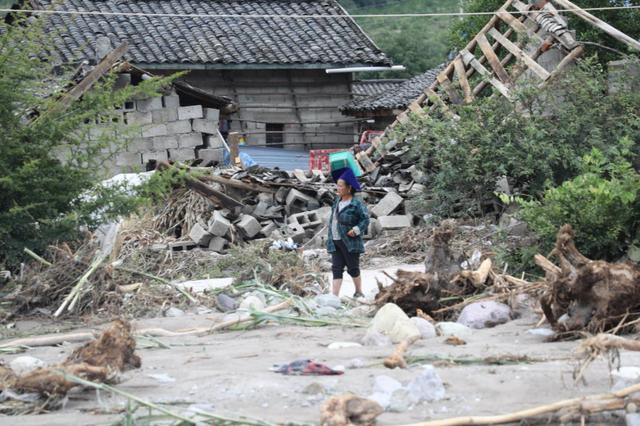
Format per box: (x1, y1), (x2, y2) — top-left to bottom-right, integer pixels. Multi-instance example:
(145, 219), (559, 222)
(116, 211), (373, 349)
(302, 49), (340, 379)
(353, 291), (365, 298)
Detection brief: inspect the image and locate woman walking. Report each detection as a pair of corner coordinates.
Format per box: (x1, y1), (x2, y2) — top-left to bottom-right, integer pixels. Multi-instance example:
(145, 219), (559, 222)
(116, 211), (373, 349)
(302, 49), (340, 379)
(327, 168), (370, 297)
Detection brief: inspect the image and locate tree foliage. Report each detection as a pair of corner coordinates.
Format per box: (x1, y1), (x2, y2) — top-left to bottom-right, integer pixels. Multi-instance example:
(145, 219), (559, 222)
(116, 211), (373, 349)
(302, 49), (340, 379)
(390, 59), (640, 218)
(0, 16), (173, 270)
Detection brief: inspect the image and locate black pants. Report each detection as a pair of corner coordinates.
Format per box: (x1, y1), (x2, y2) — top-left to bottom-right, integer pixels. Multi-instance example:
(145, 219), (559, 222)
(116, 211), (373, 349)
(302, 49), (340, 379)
(331, 239), (361, 280)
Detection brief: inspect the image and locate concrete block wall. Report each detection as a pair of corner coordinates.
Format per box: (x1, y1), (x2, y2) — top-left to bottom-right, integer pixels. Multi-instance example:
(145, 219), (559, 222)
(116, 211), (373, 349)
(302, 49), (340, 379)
(97, 88), (222, 176)
(176, 69), (357, 150)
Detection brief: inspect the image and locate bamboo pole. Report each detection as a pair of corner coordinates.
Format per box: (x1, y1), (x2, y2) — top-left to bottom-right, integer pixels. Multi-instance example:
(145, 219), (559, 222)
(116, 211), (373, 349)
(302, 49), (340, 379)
(401, 383), (640, 426)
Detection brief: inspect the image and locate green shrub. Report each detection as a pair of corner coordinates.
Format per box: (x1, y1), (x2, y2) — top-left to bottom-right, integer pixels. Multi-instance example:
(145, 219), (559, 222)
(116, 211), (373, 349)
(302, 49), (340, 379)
(519, 148), (640, 260)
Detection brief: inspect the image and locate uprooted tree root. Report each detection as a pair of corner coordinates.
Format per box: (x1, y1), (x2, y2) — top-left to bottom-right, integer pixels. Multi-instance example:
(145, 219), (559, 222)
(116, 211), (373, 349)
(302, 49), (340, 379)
(320, 394), (384, 426)
(373, 224), (530, 320)
(537, 225), (640, 336)
(0, 319), (140, 412)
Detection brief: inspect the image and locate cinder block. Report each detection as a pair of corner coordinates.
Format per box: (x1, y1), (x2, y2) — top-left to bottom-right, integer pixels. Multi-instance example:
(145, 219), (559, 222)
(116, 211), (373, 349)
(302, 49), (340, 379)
(152, 135), (178, 151)
(208, 236), (226, 253)
(287, 223), (306, 243)
(365, 218), (379, 240)
(203, 108), (220, 121)
(260, 221), (278, 238)
(288, 211), (322, 229)
(378, 215), (412, 230)
(142, 123), (168, 138)
(189, 222), (212, 246)
(125, 138), (152, 152)
(236, 214), (261, 238)
(136, 97), (163, 112)
(125, 111), (152, 125)
(166, 120), (192, 134)
(178, 132), (203, 148)
(207, 211), (231, 237)
(197, 148), (224, 164)
(168, 148), (195, 162)
(178, 105), (203, 120)
(204, 132), (225, 149)
(285, 189), (320, 215)
(115, 151), (142, 167)
(371, 191), (404, 218)
(152, 108), (178, 123)
(163, 93), (180, 109)
(142, 150), (169, 163)
(192, 118), (218, 134)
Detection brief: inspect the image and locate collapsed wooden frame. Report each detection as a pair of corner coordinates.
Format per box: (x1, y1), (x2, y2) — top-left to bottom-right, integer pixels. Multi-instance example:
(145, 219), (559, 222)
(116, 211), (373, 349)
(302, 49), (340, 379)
(366, 0), (640, 158)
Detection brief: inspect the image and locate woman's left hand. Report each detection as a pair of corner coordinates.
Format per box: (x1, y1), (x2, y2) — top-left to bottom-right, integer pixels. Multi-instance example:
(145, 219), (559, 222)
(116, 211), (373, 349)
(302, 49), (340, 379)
(347, 230), (356, 237)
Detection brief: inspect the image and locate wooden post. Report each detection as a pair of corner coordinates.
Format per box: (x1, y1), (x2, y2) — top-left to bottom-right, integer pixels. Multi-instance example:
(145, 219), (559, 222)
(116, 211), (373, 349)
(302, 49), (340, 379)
(228, 132), (241, 167)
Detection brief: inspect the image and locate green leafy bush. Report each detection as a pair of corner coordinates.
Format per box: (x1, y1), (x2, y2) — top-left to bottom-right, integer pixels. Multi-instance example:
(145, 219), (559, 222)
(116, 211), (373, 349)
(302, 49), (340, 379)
(392, 59), (640, 218)
(519, 148), (640, 261)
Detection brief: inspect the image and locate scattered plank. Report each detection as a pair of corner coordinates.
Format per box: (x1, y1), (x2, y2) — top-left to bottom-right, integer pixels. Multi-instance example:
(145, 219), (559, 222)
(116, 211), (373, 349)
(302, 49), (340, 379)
(477, 33), (513, 85)
(488, 27), (551, 80)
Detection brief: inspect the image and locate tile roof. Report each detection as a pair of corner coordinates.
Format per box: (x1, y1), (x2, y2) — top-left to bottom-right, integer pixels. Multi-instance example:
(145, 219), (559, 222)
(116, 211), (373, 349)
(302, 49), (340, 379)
(33, 0), (391, 67)
(341, 64), (446, 114)
(352, 79), (405, 98)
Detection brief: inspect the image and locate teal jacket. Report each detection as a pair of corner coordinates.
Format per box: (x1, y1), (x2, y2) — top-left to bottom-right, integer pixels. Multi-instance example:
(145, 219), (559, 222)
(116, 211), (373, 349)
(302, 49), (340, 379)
(327, 196), (370, 254)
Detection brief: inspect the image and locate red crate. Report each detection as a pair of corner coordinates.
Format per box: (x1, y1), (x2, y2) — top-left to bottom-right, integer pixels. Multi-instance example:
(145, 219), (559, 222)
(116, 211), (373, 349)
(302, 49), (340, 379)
(309, 148), (346, 171)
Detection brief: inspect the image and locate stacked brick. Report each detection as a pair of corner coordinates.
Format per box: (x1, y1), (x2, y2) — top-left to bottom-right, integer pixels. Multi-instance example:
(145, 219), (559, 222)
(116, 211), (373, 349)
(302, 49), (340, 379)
(104, 90), (227, 175)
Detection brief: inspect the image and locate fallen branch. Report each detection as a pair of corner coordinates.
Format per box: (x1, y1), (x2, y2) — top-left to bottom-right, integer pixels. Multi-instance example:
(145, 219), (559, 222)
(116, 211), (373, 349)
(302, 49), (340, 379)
(54, 253), (107, 317)
(401, 383), (640, 426)
(112, 264), (197, 304)
(574, 333), (640, 383)
(384, 336), (419, 369)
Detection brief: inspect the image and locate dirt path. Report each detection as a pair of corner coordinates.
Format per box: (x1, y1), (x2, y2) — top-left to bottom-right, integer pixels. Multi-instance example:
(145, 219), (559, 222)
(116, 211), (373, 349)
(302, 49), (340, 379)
(5, 308), (635, 425)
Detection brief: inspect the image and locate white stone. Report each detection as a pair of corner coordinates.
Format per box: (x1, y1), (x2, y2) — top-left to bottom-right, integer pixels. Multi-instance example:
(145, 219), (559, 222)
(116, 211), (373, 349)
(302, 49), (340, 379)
(435, 322), (473, 339)
(361, 329), (393, 347)
(527, 328), (555, 337)
(457, 301), (512, 329)
(406, 365), (446, 402)
(9, 356), (45, 375)
(239, 295), (265, 311)
(164, 307), (185, 317)
(378, 215), (412, 230)
(316, 306), (337, 316)
(369, 303), (421, 343)
(411, 317), (437, 339)
(327, 341), (362, 350)
(369, 375), (403, 409)
(314, 294), (341, 309)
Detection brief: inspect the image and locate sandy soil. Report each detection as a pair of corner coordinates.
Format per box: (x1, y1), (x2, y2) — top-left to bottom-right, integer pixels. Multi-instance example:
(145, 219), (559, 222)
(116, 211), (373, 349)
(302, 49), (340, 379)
(2, 263), (636, 425)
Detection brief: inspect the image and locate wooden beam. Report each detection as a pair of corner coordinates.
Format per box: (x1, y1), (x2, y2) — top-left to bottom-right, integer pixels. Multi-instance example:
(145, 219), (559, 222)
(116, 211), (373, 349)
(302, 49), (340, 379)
(488, 27), (551, 80)
(496, 10), (529, 35)
(477, 33), (513, 85)
(453, 58), (473, 103)
(461, 49), (512, 99)
(540, 44), (584, 87)
(436, 74), (464, 104)
(552, 0), (640, 52)
(228, 132), (241, 167)
(201, 174), (275, 194)
(424, 88), (454, 118)
(408, 101), (426, 115)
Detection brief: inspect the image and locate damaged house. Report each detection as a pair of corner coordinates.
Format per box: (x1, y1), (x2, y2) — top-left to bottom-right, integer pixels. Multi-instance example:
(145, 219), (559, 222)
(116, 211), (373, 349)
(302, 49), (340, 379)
(25, 0), (393, 152)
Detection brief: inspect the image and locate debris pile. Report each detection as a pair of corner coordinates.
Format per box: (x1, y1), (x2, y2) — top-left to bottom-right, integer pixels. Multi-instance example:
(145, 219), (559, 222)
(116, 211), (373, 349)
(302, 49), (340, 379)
(0, 320), (140, 414)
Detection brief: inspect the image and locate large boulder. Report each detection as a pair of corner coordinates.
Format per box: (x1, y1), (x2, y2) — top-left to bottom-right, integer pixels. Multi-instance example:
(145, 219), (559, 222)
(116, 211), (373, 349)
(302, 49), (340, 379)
(457, 301), (512, 329)
(369, 303), (421, 343)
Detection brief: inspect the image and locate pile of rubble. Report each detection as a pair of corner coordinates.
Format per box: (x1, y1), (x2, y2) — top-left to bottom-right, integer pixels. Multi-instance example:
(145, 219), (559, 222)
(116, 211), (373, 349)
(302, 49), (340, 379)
(157, 147), (424, 253)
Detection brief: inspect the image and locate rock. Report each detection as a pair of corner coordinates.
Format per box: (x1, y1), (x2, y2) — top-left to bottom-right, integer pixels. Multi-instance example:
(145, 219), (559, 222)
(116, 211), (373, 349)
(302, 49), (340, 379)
(361, 329), (393, 347)
(527, 328), (555, 337)
(369, 303), (421, 343)
(388, 388), (412, 413)
(347, 358), (365, 369)
(315, 294), (341, 309)
(406, 365), (446, 403)
(328, 341), (362, 350)
(411, 317), (436, 339)
(369, 375), (403, 408)
(347, 305), (375, 318)
(435, 322), (473, 339)
(627, 413), (640, 426)
(316, 306), (338, 316)
(9, 356), (45, 375)
(239, 295), (265, 311)
(612, 367), (640, 391)
(216, 293), (236, 312)
(147, 373), (176, 383)
(164, 307), (185, 317)
(302, 382), (326, 396)
(457, 301), (512, 329)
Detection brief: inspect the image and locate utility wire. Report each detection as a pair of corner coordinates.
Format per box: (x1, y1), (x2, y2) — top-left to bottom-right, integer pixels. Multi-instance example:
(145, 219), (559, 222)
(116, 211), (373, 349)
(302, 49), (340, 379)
(1, 5), (640, 19)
